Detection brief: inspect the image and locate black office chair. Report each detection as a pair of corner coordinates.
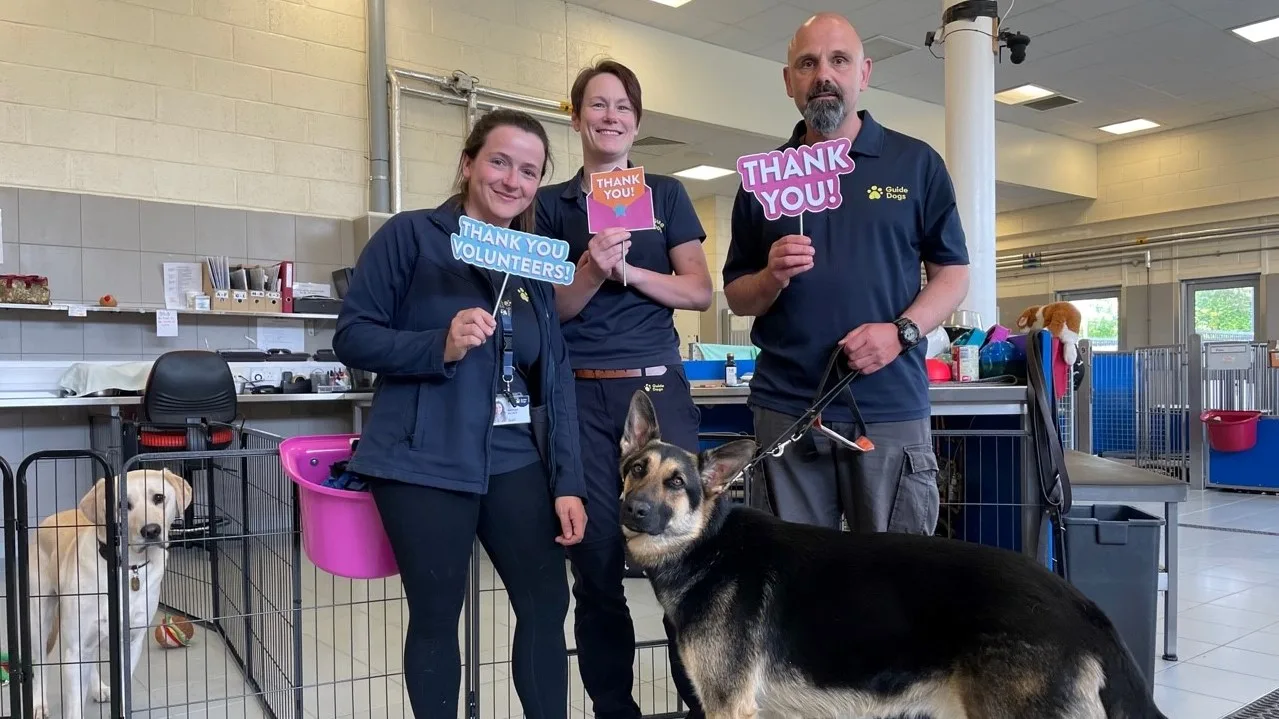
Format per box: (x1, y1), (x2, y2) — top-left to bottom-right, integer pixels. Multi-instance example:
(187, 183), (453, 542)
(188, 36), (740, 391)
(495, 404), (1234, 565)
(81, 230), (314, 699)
(120, 350), (240, 545)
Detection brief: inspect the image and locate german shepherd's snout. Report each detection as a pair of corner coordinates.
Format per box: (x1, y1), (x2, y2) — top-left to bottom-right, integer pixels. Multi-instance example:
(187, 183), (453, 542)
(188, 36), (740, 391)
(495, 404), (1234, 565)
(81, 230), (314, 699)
(617, 390), (1168, 719)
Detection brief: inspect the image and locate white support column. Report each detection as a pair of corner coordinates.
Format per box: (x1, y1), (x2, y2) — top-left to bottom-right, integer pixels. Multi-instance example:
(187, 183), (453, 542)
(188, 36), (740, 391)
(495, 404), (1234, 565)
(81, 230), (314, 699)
(943, 0), (998, 327)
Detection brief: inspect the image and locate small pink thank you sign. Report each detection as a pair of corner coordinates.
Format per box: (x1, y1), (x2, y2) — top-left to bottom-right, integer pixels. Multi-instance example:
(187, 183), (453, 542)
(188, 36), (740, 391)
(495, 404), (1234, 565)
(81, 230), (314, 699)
(736, 138), (856, 221)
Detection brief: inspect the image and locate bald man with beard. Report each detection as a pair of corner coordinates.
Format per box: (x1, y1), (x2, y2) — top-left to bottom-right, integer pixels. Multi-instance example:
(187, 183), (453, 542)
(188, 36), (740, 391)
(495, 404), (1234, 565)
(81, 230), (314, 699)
(723, 13), (971, 535)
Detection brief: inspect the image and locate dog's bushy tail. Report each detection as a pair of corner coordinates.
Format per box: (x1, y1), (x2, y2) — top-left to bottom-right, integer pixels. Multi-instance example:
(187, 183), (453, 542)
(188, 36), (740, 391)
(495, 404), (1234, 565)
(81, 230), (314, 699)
(1097, 636), (1169, 719)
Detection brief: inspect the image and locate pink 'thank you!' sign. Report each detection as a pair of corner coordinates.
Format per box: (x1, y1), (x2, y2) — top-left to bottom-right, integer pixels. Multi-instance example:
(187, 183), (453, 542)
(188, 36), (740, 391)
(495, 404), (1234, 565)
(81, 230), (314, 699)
(736, 138), (856, 221)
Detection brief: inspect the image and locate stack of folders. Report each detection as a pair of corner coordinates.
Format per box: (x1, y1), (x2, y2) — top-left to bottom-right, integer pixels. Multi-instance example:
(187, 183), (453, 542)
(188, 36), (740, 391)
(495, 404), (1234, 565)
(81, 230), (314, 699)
(202, 257), (286, 313)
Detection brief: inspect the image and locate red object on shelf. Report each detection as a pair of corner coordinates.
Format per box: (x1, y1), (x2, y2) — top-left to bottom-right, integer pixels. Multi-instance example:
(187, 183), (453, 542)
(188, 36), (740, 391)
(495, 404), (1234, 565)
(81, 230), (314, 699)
(1200, 410), (1263, 452)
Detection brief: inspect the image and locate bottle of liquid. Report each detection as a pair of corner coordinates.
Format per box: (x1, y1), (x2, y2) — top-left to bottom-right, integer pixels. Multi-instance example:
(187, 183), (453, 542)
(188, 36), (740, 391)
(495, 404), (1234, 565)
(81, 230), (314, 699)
(724, 353), (738, 387)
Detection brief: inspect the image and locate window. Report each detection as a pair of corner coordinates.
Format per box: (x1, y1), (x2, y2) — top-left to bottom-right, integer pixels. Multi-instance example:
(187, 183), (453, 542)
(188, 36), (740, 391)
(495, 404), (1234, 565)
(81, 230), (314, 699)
(1183, 275), (1258, 343)
(1058, 288), (1120, 352)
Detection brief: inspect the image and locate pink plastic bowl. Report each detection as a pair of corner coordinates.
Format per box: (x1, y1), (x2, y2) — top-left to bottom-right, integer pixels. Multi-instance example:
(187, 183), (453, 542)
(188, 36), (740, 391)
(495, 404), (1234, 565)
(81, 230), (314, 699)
(279, 434), (399, 579)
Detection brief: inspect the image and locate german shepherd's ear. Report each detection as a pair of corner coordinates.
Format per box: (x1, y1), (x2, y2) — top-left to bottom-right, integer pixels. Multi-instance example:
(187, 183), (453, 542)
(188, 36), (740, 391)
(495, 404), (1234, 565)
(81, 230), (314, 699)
(162, 468), (194, 511)
(78, 477), (108, 527)
(622, 390), (661, 456)
(698, 439), (757, 498)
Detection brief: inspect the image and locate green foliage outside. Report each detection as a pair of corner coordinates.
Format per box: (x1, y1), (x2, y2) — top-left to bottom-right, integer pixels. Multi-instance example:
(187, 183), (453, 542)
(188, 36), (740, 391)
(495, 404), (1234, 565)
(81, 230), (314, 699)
(1194, 287), (1254, 334)
(1075, 298), (1119, 343)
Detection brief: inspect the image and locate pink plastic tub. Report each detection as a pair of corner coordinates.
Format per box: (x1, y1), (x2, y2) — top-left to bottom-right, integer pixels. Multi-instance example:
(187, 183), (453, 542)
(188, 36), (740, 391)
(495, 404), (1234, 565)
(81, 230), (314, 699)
(280, 434), (399, 579)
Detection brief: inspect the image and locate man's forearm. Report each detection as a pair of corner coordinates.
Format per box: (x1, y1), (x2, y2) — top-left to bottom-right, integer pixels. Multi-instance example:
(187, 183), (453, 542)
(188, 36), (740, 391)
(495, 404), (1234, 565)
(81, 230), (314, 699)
(901, 263), (970, 334)
(724, 270), (784, 317)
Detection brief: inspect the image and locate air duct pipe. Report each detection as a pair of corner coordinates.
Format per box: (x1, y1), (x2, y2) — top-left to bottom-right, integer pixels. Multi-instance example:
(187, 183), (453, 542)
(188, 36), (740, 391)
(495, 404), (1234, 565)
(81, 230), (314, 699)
(366, 0), (389, 213)
(387, 66), (573, 213)
(996, 222), (1279, 271)
(998, 222), (1279, 264)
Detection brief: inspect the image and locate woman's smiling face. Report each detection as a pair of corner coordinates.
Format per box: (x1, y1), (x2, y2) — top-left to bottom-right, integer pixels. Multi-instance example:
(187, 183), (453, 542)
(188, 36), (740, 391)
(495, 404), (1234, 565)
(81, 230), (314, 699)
(573, 72), (638, 162)
(461, 124), (547, 226)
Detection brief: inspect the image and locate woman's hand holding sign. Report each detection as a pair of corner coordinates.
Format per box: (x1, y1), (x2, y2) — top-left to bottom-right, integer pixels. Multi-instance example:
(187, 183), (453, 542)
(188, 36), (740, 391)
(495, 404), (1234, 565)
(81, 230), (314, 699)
(765, 234), (815, 290)
(583, 227), (632, 283)
(444, 308), (496, 363)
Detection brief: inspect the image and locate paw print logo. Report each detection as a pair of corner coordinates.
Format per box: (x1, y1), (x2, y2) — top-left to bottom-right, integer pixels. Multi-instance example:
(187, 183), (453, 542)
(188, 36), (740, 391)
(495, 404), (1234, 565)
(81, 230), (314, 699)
(517, 287), (529, 302)
(867, 185), (883, 200)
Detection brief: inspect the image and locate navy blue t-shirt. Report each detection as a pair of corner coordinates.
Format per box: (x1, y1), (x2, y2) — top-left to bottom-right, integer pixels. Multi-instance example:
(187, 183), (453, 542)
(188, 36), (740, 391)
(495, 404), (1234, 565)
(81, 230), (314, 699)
(484, 272), (543, 474)
(536, 168), (706, 370)
(722, 111), (969, 424)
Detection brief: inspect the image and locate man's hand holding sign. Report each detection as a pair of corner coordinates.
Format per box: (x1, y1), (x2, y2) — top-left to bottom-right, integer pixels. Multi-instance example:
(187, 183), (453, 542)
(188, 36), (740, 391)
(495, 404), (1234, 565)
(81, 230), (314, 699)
(731, 138), (855, 313)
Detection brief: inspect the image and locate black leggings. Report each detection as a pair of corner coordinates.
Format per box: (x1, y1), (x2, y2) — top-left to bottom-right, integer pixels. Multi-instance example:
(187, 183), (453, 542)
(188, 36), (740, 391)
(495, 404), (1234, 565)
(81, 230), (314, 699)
(370, 462), (569, 719)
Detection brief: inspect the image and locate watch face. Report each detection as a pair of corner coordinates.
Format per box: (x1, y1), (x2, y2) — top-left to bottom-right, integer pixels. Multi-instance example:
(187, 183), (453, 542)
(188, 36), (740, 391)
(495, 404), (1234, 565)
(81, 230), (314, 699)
(900, 321), (920, 344)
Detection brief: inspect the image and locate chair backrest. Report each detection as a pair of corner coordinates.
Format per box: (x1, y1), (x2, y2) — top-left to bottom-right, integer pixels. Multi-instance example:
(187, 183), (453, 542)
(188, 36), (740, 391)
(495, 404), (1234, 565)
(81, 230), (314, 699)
(141, 350), (238, 425)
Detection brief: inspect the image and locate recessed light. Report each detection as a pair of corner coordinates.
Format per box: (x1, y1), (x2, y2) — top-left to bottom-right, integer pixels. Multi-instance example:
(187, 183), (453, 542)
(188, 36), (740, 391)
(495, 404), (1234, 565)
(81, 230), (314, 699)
(674, 165), (735, 181)
(1231, 16), (1279, 43)
(648, 0), (694, 7)
(1098, 118), (1160, 135)
(994, 84), (1056, 105)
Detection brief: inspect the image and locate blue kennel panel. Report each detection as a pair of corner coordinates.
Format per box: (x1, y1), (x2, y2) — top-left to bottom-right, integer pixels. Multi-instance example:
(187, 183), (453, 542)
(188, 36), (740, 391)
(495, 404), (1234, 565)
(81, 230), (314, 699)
(1207, 417), (1279, 490)
(1091, 352), (1136, 456)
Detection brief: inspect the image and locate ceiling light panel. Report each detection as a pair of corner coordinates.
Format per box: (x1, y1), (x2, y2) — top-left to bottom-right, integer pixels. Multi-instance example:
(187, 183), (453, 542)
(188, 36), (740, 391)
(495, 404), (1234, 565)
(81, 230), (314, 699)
(648, 0), (695, 7)
(994, 84), (1057, 105)
(674, 165), (736, 180)
(1232, 16), (1279, 43)
(1098, 118), (1160, 135)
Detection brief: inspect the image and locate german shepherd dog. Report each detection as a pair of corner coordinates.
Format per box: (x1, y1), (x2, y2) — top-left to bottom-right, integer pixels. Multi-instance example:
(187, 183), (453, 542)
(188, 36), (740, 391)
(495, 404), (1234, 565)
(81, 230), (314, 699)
(617, 390), (1166, 719)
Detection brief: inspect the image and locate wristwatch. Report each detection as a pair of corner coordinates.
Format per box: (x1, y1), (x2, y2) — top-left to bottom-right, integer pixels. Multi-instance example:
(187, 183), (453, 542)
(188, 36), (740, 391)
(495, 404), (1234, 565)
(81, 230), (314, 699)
(893, 317), (922, 352)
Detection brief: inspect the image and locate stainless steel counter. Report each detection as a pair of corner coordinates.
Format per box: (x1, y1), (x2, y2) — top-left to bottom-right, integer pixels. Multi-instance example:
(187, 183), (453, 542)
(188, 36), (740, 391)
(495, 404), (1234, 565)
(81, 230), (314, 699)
(0, 392), (375, 410)
(691, 382), (1027, 416)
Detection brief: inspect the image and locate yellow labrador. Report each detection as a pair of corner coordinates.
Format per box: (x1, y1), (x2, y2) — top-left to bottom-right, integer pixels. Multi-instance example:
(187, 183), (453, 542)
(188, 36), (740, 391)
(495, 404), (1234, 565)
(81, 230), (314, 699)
(28, 468), (193, 719)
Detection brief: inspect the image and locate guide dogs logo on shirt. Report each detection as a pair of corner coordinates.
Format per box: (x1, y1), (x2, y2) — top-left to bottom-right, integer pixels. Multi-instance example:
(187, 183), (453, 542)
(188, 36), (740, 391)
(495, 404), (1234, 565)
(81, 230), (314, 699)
(867, 185), (910, 201)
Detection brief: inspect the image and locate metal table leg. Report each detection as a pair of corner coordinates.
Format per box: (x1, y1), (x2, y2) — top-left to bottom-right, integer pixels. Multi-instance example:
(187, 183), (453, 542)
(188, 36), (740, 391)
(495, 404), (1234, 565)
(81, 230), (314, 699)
(1163, 500), (1179, 661)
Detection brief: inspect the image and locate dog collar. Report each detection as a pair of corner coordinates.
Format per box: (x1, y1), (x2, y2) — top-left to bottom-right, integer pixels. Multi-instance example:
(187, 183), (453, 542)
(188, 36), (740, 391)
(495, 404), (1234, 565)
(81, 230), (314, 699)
(97, 542), (150, 591)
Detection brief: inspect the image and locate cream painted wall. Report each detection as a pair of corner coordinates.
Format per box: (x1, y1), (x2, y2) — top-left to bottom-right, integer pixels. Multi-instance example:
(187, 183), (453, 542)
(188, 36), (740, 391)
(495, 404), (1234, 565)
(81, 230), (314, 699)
(0, 0), (370, 218)
(998, 108), (1279, 246)
(995, 108), (1279, 305)
(1, 0), (1098, 221)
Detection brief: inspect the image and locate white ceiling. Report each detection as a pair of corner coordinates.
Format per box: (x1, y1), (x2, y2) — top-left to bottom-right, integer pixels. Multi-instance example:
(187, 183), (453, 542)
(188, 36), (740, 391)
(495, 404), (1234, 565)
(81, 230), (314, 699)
(567, 0), (1279, 144)
(630, 110), (1080, 211)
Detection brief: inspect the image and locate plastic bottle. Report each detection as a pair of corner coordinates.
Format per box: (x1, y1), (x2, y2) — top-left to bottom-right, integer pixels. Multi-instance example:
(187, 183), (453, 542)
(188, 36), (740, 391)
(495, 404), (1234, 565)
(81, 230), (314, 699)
(724, 353), (738, 387)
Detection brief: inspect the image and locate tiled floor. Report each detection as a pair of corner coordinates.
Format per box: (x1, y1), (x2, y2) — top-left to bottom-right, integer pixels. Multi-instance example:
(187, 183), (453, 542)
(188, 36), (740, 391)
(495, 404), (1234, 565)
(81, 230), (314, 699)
(1135, 488), (1279, 719)
(9, 486), (1279, 719)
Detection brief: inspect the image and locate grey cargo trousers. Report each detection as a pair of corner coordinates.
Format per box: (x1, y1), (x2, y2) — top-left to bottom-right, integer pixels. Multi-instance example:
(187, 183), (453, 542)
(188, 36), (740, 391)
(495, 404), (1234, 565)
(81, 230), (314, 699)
(749, 406), (941, 534)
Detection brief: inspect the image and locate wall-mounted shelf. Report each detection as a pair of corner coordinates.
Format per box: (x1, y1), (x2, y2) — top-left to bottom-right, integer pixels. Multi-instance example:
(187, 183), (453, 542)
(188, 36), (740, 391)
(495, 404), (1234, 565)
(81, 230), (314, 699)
(0, 302), (339, 321)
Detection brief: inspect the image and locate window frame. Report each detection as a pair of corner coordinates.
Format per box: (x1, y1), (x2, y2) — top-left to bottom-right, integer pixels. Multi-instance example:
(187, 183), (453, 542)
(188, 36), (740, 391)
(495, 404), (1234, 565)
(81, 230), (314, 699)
(1057, 286), (1122, 352)
(1180, 274), (1260, 344)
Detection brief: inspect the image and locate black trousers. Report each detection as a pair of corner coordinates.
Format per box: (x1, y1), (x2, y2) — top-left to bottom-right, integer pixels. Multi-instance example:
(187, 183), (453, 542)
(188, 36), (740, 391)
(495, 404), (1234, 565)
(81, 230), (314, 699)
(370, 461), (570, 719)
(567, 366), (705, 719)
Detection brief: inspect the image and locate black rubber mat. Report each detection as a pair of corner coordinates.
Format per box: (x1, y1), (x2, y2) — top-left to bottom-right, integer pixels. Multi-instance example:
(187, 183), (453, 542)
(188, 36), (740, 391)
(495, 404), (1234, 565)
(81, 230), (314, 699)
(1227, 688), (1279, 717)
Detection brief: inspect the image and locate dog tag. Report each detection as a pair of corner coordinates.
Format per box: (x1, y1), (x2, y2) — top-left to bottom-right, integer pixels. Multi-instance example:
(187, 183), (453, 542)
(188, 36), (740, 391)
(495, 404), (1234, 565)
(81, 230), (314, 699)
(130, 574), (140, 592)
(494, 393), (530, 426)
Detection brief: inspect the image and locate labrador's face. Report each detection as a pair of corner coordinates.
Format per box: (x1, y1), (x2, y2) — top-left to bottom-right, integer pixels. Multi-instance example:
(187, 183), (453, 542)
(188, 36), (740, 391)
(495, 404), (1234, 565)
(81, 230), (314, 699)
(81, 468), (193, 550)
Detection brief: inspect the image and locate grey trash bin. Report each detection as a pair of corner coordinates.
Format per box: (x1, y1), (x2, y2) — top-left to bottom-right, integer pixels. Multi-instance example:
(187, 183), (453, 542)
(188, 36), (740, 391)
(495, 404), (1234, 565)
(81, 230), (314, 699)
(1062, 504), (1165, 693)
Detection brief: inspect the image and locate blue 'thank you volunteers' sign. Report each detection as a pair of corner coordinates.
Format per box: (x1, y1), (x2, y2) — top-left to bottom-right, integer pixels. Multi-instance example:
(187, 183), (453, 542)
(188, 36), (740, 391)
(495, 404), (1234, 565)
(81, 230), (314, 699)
(450, 216), (576, 286)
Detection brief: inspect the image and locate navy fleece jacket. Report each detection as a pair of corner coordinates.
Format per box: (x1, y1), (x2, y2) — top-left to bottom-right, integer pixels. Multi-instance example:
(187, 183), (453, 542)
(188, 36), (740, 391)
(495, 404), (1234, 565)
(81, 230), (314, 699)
(333, 200), (586, 499)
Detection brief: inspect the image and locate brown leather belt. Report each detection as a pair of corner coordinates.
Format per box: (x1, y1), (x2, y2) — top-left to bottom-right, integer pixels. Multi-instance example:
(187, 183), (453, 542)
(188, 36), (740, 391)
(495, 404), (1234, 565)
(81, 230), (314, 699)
(574, 365), (669, 380)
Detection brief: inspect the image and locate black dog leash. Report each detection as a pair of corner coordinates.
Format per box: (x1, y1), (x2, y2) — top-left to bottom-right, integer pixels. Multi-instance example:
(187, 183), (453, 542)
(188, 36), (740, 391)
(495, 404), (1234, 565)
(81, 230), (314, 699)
(729, 346), (870, 490)
(1024, 333), (1074, 580)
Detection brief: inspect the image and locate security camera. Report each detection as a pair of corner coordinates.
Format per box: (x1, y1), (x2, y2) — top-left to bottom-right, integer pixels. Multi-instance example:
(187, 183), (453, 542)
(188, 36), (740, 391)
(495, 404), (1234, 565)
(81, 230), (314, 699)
(999, 30), (1031, 64)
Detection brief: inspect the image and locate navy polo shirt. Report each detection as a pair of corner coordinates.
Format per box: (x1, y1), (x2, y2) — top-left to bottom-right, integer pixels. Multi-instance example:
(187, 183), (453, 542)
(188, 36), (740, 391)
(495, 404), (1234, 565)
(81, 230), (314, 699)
(722, 111), (969, 424)
(536, 168), (706, 370)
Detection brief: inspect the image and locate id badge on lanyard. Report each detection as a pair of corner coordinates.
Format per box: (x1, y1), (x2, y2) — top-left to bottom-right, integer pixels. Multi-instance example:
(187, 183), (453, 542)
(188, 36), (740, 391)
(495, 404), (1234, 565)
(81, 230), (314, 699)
(494, 299), (531, 426)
